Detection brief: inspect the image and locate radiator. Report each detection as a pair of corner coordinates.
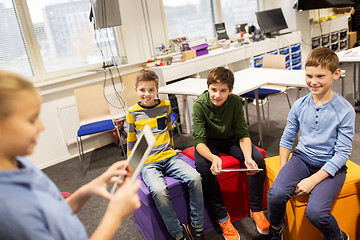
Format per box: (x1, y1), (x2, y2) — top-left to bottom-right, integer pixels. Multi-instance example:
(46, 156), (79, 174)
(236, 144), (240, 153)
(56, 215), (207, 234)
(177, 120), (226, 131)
(57, 92), (127, 145)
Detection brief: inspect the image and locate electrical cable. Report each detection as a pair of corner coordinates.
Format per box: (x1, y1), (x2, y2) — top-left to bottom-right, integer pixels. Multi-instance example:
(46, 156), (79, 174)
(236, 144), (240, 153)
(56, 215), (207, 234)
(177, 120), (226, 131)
(89, 0), (126, 111)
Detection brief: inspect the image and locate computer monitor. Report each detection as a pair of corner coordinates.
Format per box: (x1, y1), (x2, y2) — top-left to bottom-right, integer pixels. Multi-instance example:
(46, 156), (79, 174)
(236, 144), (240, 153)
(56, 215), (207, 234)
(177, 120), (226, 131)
(215, 23), (229, 40)
(255, 8), (288, 38)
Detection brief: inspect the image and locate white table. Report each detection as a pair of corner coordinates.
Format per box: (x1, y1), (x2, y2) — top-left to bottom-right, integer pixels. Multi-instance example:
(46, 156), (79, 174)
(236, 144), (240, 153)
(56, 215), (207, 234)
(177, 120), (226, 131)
(337, 47), (360, 106)
(152, 32), (302, 86)
(159, 68), (306, 146)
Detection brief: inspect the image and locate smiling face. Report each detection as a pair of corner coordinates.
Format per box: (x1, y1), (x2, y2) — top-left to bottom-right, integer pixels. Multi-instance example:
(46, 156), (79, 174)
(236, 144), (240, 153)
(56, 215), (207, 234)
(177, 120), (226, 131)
(208, 82), (233, 107)
(0, 90), (44, 164)
(135, 80), (158, 107)
(305, 65), (340, 102)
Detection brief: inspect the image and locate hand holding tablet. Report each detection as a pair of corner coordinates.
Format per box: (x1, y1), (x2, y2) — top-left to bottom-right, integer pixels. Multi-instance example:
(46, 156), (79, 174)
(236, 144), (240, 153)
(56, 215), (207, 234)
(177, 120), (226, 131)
(110, 124), (155, 195)
(220, 168), (263, 172)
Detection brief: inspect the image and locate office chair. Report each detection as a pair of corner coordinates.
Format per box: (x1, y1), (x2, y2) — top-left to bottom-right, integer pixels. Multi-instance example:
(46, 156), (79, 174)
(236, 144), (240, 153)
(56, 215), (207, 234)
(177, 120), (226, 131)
(241, 54), (291, 129)
(74, 85), (126, 174)
(122, 85), (181, 135)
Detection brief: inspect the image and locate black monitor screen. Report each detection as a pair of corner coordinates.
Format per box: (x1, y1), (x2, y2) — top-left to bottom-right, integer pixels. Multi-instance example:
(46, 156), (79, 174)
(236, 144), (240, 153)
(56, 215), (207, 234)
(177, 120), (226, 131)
(297, 0), (355, 11)
(215, 23), (229, 40)
(255, 8), (288, 36)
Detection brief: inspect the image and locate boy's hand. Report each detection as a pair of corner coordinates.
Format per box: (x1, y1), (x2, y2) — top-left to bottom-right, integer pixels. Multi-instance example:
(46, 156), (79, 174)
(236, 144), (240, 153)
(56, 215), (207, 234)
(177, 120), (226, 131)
(210, 156), (222, 175)
(244, 158), (259, 175)
(174, 149), (182, 154)
(294, 177), (316, 196)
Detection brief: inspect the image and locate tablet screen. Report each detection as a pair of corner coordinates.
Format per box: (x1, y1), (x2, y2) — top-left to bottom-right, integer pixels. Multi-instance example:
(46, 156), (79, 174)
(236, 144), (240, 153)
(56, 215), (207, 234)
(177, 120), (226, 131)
(110, 124), (155, 195)
(127, 136), (148, 178)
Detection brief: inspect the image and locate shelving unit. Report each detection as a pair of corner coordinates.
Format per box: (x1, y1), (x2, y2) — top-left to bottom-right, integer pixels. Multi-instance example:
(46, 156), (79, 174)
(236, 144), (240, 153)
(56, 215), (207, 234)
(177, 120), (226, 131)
(253, 43), (302, 70)
(297, 14), (348, 56)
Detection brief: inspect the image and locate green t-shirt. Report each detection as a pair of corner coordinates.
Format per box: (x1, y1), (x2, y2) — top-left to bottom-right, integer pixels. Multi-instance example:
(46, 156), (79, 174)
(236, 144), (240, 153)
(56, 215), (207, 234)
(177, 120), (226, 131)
(193, 90), (250, 147)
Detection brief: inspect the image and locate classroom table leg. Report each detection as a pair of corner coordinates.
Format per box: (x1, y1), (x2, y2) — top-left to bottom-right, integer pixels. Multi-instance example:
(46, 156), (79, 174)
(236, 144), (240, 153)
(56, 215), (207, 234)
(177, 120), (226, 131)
(255, 89), (263, 146)
(355, 63), (360, 106)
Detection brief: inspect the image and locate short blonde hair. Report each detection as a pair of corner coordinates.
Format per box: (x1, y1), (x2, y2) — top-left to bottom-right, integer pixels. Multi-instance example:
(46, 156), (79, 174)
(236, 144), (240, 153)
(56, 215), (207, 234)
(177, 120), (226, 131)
(135, 70), (159, 89)
(0, 70), (35, 120)
(305, 48), (339, 73)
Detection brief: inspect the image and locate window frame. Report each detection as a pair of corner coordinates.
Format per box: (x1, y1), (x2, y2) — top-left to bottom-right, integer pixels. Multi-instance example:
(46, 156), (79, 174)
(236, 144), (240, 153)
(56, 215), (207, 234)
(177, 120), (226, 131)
(11, 0), (125, 83)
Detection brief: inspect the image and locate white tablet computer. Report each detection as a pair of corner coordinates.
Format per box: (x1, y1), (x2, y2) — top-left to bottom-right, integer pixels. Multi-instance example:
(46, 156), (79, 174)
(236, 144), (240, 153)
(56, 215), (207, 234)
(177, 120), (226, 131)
(110, 124), (155, 194)
(220, 168), (263, 172)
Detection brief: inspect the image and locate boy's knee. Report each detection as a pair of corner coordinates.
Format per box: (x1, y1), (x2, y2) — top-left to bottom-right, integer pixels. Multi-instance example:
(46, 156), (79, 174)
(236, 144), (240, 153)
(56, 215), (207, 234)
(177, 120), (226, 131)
(305, 204), (330, 225)
(151, 185), (168, 200)
(268, 186), (288, 205)
(186, 170), (202, 186)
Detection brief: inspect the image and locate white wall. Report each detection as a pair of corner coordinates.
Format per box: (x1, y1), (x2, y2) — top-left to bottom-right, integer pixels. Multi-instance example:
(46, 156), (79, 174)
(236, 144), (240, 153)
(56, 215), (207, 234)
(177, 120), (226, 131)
(261, 0), (298, 33)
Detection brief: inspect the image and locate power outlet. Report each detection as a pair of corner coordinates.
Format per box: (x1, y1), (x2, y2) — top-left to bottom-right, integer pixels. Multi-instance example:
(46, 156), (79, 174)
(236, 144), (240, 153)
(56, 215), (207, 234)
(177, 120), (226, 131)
(121, 56), (128, 64)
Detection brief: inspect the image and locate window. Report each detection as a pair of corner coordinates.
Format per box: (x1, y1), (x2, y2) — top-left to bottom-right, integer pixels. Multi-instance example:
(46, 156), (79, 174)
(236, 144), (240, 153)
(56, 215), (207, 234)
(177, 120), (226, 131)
(27, 0), (119, 75)
(0, 0), (33, 77)
(221, 0), (259, 35)
(163, 0), (216, 40)
(162, 0), (260, 41)
(0, 0), (121, 82)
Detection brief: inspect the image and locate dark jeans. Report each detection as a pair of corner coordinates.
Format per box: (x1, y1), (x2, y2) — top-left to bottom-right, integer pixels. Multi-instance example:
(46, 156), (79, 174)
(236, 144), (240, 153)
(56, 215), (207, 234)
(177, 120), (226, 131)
(194, 136), (265, 220)
(268, 149), (347, 240)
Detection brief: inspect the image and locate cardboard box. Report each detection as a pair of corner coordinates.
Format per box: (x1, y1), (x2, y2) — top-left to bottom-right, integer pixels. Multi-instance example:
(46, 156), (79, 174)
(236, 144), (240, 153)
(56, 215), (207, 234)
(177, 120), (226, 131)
(182, 50), (196, 60)
(348, 31), (357, 49)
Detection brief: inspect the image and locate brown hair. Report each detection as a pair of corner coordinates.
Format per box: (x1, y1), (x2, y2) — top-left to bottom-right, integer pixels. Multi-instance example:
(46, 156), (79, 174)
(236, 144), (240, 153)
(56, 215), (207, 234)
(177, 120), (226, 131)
(305, 48), (339, 73)
(207, 67), (234, 90)
(135, 70), (159, 89)
(0, 70), (35, 120)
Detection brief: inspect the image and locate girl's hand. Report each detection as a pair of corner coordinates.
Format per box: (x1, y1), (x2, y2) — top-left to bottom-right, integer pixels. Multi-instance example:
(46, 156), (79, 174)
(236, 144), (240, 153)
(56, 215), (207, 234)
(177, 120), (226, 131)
(106, 178), (141, 220)
(86, 161), (128, 201)
(174, 149), (182, 154)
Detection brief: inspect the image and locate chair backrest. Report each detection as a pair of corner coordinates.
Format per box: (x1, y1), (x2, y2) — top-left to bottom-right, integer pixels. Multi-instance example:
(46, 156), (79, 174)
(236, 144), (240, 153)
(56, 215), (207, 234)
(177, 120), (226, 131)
(263, 54), (286, 69)
(122, 71), (141, 89)
(74, 85), (112, 125)
(122, 85), (139, 108)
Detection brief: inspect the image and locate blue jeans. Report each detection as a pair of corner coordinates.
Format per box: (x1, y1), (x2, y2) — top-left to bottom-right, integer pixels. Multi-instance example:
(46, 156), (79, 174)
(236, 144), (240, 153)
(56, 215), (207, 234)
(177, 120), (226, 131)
(268, 149), (347, 240)
(141, 155), (204, 239)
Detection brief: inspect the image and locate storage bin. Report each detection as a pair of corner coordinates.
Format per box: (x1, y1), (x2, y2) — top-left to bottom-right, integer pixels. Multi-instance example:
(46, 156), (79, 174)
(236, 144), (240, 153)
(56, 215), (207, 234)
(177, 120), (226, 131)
(279, 47), (290, 55)
(291, 43), (301, 52)
(291, 57), (301, 66)
(292, 63), (302, 70)
(254, 55), (263, 68)
(291, 50), (301, 60)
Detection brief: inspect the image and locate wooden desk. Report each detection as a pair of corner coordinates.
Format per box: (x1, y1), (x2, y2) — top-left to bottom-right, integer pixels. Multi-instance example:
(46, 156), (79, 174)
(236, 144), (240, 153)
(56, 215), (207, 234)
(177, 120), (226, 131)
(337, 47), (360, 106)
(159, 68), (307, 146)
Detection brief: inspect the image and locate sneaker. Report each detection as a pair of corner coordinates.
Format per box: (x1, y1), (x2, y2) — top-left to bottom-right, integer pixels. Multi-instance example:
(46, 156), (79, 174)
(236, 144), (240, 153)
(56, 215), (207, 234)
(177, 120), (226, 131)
(268, 225), (283, 240)
(218, 213), (240, 240)
(186, 224), (204, 240)
(179, 224), (191, 240)
(250, 210), (270, 235)
(340, 230), (349, 240)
